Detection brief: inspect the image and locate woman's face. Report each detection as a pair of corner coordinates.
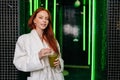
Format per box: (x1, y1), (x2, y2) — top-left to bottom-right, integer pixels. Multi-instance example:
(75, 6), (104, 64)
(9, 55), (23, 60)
(34, 10), (49, 31)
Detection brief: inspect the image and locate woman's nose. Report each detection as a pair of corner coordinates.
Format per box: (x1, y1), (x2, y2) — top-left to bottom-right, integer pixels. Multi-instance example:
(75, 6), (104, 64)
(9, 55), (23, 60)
(43, 19), (47, 22)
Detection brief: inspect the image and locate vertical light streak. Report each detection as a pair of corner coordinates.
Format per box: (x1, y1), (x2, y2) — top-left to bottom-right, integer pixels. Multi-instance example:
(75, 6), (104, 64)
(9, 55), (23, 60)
(45, 0), (48, 9)
(91, 0), (96, 80)
(53, 0), (56, 36)
(88, 0), (92, 65)
(29, 0), (32, 15)
(83, 0), (86, 51)
(34, 0), (38, 11)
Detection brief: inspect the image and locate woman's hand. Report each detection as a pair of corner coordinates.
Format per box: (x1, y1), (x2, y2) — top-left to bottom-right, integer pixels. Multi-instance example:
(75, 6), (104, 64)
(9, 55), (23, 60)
(39, 48), (52, 59)
(54, 58), (60, 67)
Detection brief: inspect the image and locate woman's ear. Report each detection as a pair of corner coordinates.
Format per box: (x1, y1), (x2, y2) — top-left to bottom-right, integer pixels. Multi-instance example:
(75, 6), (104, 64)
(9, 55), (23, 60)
(33, 20), (36, 25)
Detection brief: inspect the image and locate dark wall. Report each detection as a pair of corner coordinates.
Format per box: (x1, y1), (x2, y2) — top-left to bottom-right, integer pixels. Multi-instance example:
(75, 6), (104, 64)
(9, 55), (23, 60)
(95, 0), (107, 80)
(95, 0), (120, 80)
(107, 0), (120, 80)
(0, 0), (19, 80)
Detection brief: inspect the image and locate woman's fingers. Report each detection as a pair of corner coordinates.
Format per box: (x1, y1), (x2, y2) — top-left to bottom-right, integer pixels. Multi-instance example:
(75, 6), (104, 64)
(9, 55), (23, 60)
(54, 58), (60, 67)
(39, 48), (52, 59)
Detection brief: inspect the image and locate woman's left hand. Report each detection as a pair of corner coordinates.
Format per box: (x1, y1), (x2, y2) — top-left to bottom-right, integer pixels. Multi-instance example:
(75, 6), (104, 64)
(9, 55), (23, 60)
(54, 58), (60, 67)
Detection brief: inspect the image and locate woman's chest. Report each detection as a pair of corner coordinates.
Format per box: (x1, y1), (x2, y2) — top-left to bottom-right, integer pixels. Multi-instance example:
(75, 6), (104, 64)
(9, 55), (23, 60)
(27, 37), (48, 54)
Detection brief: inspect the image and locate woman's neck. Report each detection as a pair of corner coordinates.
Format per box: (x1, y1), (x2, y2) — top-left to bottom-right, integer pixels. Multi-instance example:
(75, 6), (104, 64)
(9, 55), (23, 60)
(36, 28), (44, 39)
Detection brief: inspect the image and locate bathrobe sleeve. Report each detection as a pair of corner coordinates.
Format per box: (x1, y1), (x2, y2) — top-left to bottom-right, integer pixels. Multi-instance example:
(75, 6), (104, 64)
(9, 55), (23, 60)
(13, 35), (44, 72)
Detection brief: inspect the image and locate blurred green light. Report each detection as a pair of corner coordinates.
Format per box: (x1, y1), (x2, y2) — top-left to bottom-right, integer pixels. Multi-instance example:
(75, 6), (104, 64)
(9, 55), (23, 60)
(88, 0), (92, 65)
(53, 0), (56, 37)
(34, 0), (38, 11)
(45, 0), (48, 9)
(83, 5), (86, 51)
(29, 0), (32, 15)
(74, 0), (81, 8)
(91, 0), (96, 80)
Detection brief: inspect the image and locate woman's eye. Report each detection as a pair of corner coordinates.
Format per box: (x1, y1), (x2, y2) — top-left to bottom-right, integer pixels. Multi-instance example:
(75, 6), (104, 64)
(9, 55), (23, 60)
(39, 17), (48, 20)
(45, 18), (49, 20)
(39, 17), (42, 19)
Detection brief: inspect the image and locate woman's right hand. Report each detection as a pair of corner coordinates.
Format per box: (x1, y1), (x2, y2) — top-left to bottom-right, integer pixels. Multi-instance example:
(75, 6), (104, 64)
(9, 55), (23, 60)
(39, 48), (52, 59)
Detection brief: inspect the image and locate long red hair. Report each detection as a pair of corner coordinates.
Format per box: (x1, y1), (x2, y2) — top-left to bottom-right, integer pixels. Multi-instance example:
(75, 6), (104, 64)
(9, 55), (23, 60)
(28, 7), (59, 54)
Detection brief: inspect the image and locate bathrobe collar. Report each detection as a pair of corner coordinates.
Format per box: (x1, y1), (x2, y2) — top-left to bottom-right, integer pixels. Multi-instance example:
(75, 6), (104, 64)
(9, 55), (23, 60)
(30, 29), (48, 48)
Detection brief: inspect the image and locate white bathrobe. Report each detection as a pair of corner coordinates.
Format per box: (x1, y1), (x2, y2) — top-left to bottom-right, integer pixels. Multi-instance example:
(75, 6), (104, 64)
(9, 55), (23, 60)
(13, 29), (64, 80)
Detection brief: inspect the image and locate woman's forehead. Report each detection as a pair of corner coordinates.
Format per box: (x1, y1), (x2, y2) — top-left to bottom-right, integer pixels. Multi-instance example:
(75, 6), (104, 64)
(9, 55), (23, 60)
(37, 11), (49, 17)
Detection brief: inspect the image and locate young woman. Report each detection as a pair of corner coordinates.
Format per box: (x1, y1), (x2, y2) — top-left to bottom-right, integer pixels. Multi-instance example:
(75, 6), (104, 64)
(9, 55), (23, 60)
(13, 7), (64, 80)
